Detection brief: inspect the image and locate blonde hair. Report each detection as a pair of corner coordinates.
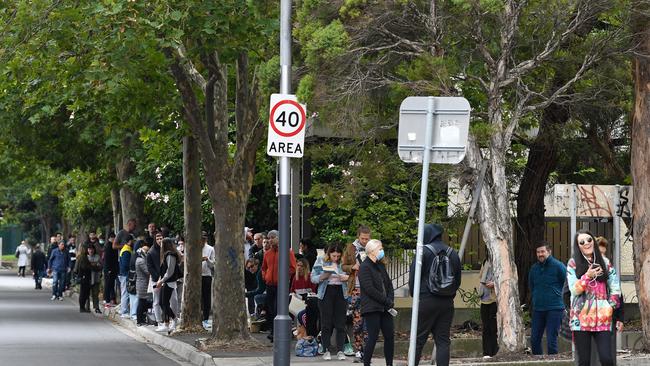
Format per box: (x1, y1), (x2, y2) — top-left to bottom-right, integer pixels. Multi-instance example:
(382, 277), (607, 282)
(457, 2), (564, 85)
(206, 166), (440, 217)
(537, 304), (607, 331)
(297, 258), (310, 281)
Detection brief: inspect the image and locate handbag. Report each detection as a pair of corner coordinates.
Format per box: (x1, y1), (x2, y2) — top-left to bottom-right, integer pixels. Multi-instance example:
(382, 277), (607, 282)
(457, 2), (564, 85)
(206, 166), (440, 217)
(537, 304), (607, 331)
(289, 293), (306, 317)
(295, 337), (318, 357)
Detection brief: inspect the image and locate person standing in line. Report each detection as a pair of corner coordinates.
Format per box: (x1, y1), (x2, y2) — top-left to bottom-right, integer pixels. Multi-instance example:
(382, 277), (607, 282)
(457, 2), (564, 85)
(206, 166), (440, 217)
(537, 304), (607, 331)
(31, 244), (47, 290)
(103, 232), (118, 308)
(48, 241), (70, 301)
(135, 245), (151, 326)
(47, 235), (58, 259)
(568, 230), (621, 366)
(249, 232), (264, 260)
(145, 222), (157, 247)
(148, 232), (164, 330)
(201, 232), (215, 329)
(83, 231), (103, 255)
(156, 238), (181, 334)
(529, 241), (567, 355)
(118, 234), (135, 318)
(65, 235), (77, 290)
(409, 223), (462, 366)
(342, 225), (372, 362)
(311, 244), (350, 361)
(244, 227), (254, 260)
(262, 229), (297, 342)
(298, 238), (318, 271)
(358, 239), (395, 366)
(114, 218), (136, 304)
(596, 237), (624, 333)
(75, 245), (102, 313)
(479, 253), (498, 358)
(16, 240), (31, 277)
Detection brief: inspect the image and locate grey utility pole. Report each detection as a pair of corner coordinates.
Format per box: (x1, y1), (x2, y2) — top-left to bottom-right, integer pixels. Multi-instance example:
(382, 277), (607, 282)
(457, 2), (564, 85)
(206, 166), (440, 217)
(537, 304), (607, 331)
(274, 0), (292, 365)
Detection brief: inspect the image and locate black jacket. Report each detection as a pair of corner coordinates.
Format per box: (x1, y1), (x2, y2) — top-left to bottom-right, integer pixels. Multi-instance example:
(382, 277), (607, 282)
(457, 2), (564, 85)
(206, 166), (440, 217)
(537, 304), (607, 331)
(31, 250), (47, 272)
(146, 243), (161, 282)
(358, 257), (394, 315)
(409, 223), (462, 299)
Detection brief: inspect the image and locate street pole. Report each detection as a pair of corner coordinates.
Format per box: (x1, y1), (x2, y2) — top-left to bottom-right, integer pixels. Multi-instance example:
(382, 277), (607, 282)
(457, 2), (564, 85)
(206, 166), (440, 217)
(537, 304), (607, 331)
(613, 185), (622, 351)
(570, 184), (577, 257)
(274, 1), (292, 365)
(407, 97), (436, 366)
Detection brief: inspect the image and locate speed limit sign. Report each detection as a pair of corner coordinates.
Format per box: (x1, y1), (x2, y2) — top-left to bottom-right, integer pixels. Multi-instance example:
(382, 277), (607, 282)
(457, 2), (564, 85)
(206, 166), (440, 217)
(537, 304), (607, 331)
(267, 94), (306, 158)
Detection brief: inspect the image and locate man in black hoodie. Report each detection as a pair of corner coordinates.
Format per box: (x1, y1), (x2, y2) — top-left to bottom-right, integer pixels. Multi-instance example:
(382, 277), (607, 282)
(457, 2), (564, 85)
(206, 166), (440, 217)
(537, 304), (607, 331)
(409, 223), (462, 366)
(147, 232), (163, 328)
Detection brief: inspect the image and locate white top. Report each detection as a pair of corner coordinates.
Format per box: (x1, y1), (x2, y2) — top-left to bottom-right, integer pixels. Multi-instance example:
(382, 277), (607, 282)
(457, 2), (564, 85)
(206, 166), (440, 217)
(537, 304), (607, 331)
(16, 244), (31, 267)
(202, 244), (215, 277)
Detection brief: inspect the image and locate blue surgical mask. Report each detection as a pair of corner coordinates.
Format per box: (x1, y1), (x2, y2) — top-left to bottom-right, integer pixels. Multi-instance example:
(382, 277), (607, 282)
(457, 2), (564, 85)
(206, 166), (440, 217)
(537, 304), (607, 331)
(376, 249), (385, 261)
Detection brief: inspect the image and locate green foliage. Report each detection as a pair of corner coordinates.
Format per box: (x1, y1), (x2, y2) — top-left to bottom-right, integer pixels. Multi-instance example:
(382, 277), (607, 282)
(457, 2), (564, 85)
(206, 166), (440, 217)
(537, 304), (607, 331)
(303, 20), (350, 68)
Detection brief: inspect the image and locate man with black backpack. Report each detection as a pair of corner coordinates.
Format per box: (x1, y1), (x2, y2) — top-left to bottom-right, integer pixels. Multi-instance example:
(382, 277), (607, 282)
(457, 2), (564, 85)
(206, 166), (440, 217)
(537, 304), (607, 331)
(409, 223), (461, 366)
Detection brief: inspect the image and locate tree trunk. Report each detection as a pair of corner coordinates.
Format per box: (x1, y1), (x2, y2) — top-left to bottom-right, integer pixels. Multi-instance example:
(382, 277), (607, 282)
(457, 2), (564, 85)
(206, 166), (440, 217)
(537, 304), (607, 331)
(209, 181), (250, 339)
(515, 103), (568, 306)
(110, 186), (122, 233)
(115, 137), (144, 234)
(180, 135), (203, 331)
(631, 0), (650, 350)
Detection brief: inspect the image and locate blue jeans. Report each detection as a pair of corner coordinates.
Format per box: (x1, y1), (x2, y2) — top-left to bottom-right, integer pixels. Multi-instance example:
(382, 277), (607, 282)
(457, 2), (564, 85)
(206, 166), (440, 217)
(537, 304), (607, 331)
(531, 309), (564, 355)
(52, 270), (65, 297)
(129, 294), (139, 319)
(118, 275), (130, 315)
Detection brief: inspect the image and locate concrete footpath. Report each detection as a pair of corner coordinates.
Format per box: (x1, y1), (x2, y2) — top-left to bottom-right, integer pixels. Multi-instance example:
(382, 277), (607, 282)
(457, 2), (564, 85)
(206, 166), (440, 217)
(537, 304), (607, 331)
(32, 271), (650, 366)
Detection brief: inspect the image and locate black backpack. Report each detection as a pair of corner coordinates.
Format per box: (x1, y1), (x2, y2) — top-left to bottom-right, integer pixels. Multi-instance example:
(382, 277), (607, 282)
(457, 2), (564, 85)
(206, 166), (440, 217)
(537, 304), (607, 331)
(424, 244), (457, 296)
(127, 251), (140, 295)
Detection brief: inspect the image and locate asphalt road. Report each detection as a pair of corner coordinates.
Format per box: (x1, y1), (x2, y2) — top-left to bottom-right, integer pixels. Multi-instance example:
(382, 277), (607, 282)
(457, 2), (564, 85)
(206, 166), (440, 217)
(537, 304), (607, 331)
(0, 269), (187, 366)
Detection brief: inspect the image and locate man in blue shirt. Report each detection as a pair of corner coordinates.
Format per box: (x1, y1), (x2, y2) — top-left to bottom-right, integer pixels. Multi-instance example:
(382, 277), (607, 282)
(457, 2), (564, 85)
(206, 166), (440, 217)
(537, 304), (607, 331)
(528, 241), (567, 355)
(48, 241), (70, 301)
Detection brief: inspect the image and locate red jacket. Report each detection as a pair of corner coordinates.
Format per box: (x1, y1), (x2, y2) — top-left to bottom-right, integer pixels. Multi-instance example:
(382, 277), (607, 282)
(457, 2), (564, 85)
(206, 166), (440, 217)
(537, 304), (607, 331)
(262, 247), (296, 286)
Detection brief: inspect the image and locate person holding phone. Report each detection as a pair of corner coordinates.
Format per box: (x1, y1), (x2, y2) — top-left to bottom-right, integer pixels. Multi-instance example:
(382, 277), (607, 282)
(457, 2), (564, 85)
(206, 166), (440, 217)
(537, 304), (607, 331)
(567, 230), (621, 366)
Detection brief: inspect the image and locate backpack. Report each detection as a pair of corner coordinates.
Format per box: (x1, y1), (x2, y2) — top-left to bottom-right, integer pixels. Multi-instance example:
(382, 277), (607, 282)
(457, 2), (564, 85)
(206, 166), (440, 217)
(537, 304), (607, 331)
(127, 252), (140, 295)
(424, 244), (457, 296)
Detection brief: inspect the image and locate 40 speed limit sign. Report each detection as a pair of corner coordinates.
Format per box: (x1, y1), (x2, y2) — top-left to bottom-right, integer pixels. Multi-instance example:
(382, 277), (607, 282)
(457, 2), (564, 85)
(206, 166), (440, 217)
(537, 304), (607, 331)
(267, 94), (306, 158)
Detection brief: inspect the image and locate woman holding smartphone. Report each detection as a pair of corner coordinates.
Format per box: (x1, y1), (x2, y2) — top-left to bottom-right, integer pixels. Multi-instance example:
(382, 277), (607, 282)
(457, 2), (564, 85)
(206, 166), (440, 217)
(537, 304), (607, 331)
(311, 244), (350, 361)
(567, 229), (621, 366)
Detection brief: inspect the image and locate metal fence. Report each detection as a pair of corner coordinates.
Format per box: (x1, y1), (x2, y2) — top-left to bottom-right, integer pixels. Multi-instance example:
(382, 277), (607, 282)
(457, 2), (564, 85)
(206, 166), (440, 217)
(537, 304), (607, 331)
(385, 217), (614, 289)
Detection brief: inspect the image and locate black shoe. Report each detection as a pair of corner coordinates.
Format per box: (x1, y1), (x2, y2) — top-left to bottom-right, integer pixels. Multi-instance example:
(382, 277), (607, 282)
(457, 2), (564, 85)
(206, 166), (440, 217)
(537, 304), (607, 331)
(95, 309), (102, 314)
(267, 334), (273, 342)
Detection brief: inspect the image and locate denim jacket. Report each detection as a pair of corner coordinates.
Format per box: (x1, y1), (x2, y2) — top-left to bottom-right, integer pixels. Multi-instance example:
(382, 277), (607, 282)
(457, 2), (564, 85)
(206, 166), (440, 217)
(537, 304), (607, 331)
(310, 257), (349, 300)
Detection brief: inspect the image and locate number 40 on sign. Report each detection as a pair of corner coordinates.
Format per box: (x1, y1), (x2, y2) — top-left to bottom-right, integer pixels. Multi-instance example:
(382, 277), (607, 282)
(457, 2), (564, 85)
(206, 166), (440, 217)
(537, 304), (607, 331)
(267, 94), (306, 158)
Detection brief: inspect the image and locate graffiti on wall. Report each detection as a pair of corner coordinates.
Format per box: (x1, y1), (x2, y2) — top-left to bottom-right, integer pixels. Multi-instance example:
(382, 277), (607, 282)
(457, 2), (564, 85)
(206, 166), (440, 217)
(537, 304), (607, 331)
(577, 185), (613, 217)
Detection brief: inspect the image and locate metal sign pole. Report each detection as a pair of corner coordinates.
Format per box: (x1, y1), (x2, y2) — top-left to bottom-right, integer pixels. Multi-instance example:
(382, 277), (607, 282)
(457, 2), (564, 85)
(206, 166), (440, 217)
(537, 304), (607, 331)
(613, 185), (622, 351)
(407, 97), (436, 366)
(274, 1), (292, 365)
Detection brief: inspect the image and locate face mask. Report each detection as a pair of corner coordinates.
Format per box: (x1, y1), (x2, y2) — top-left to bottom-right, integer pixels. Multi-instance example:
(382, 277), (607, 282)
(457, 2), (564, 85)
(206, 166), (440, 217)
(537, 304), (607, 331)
(376, 249), (385, 261)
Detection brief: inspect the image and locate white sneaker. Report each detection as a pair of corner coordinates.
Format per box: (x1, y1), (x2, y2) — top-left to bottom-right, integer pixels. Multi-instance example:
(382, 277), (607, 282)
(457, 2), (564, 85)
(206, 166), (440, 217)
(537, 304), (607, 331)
(323, 351), (331, 361)
(337, 351), (346, 361)
(120, 314), (130, 319)
(51, 295), (56, 301)
(58, 296), (63, 301)
(202, 320), (210, 329)
(170, 318), (177, 331)
(155, 324), (169, 332)
(483, 355), (492, 359)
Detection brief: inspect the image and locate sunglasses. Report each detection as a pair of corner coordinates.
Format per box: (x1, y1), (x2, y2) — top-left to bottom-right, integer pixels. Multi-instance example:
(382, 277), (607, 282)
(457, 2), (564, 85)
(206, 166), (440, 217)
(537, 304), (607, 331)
(578, 237), (593, 246)
(246, 266), (255, 270)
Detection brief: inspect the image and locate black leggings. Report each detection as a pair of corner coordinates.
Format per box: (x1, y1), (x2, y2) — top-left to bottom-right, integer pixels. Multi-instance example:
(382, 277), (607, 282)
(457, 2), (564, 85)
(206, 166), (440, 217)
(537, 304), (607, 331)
(201, 276), (212, 321)
(19, 266), (26, 277)
(574, 331), (614, 366)
(137, 297), (151, 324)
(363, 311), (394, 366)
(161, 284), (176, 322)
(319, 285), (347, 353)
(481, 302), (498, 356)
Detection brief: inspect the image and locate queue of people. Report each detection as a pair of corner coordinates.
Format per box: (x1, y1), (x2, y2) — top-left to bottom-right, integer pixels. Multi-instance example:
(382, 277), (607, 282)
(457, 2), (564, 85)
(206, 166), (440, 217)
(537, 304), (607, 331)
(12, 220), (626, 366)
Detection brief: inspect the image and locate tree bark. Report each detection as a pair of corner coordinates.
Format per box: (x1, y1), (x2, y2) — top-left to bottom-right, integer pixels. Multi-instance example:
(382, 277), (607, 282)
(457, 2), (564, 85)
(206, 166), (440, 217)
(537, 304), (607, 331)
(180, 135), (204, 331)
(515, 103), (568, 306)
(631, 0), (650, 350)
(110, 186), (122, 233)
(115, 137), (144, 234)
(166, 48), (264, 341)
